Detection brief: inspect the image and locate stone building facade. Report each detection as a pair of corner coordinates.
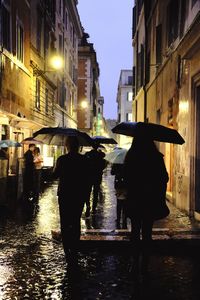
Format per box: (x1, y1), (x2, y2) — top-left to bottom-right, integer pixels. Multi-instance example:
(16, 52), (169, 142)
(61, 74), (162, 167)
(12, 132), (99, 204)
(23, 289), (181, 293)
(78, 31), (103, 135)
(116, 69), (133, 148)
(133, 0), (200, 219)
(0, 0), (84, 169)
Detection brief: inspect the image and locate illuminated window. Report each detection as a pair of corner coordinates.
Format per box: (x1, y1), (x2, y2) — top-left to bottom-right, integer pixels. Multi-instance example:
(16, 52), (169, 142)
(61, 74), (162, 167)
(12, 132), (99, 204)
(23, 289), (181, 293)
(126, 113), (132, 122)
(127, 92), (133, 101)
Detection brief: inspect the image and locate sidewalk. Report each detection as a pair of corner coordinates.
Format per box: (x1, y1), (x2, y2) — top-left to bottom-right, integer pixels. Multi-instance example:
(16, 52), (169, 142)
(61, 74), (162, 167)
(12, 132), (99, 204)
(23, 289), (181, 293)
(79, 168), (200, 247)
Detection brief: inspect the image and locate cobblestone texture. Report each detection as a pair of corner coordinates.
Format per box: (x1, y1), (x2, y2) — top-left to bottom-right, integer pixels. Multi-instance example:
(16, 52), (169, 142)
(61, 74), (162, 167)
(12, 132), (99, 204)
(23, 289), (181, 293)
(0, 168), (200, 299)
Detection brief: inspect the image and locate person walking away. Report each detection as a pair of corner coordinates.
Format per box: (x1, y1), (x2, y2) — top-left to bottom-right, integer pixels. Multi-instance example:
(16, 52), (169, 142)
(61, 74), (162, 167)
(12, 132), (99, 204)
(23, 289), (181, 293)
(33, 146), (43, 200)
(111, 163), (127, 229)
(85, 144), (106, 215)
(23, 143), (36, 202)
(52, 136), (91, 262)
(124, 137), (169, 279)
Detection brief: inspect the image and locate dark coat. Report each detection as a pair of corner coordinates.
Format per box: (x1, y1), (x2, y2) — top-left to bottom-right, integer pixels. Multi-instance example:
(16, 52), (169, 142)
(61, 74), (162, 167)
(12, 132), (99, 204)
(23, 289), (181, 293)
(111, 163), (126, 190)
(124, 147), (169, 220)
(23, 149), (35, 191)
(53, 152), (91, 216)
(85, 149), (106, 183)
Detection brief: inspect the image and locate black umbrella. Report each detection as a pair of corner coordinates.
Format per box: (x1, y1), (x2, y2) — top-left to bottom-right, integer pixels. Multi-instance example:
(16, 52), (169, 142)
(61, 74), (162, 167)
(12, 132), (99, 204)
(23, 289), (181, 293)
(92, 135), (117, 145)
(21, 137), (44, 145)
(112, 122), (185, 145)
(33, 127), (94, 146)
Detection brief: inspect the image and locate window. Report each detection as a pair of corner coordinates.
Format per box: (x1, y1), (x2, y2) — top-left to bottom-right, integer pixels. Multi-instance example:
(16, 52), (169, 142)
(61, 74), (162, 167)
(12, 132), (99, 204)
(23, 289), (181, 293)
(180, 0), (186, 38)
(46, 0), (56, 23)
(126, 113), (132, 122)
(168, 98), (173, 125)
(146, 51), (150, 84)
(192, 0), (198, 8)
(59, 0), (62, 15)
(137, 44), (144, 90)
(69, 93), (73, 115)
(59, 34), (63, 54)
(156, 24), (162, 65)
(36, 8), (42, 52)
(35, 79), (41, 110)
(45, 88), (49, 114)
(2, 4), (11, 51)
(167, 0), (179, 46)
(65, 11), (68, 29)
(127, 92), (133, 101)
(16, 23), (24, 62)
(62, 86), (66, 109)
(128, 76), (133, 85)
(57, 80), (61, 105)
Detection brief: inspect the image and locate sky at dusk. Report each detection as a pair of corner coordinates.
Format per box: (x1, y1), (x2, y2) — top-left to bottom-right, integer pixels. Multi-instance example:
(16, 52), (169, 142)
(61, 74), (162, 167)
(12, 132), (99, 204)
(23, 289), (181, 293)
(77, 0), (133, 120)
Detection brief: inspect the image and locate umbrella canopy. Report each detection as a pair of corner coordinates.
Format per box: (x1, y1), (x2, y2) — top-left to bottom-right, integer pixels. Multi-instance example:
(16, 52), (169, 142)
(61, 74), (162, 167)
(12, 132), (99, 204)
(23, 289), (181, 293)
(105, 148), (128, 164)
(33, 127), (94, 146)
(0, 139), (22, 148)
(92, 135), (117, 145)
(112, 122), (185, 145)
(21, 137), (44, 145)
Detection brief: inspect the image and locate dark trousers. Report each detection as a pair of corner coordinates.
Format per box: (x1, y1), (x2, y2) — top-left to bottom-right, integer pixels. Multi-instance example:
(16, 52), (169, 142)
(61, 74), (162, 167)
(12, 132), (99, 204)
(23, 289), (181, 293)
(116, 199), (127, 227)
(130, 217), (154, 272)
(58, 198), (84, 256)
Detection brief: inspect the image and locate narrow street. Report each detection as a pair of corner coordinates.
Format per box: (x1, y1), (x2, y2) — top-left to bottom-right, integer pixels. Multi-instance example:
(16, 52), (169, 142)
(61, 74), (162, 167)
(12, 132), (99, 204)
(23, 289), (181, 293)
(0, 168), (200, 300)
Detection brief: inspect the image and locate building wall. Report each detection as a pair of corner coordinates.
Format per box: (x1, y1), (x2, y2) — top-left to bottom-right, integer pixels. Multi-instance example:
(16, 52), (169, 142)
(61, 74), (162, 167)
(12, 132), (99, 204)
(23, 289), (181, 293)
(116, 70), (133, 147)
(133, 0), (200, 218)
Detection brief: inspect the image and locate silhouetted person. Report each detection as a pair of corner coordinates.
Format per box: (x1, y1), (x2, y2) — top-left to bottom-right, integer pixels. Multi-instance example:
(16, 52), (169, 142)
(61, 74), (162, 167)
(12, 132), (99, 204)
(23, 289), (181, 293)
(124, 137), (169, 279)
(111, 163), (127, 229)
(85, 144), (106, 215)
(52, 136), (91, 261)
(33, 146), (43, 200)
(0, 147), (9, 159)
(23, 143), (36, 202)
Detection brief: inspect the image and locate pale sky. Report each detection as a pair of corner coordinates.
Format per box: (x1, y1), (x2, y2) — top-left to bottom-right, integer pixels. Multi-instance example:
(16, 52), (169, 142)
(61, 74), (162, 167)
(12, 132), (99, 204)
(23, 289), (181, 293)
(77, 0), (133, 120)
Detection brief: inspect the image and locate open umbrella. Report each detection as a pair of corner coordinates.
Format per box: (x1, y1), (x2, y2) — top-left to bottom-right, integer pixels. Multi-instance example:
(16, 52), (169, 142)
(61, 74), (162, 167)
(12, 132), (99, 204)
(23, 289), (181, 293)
(105, 148), (128, 164)
(0, 139), (22, 147)
(92, 135), (117, 145)
(112, 122), (185, 144)
(21, 137), (44, 145)
(33, 127), (94, 146)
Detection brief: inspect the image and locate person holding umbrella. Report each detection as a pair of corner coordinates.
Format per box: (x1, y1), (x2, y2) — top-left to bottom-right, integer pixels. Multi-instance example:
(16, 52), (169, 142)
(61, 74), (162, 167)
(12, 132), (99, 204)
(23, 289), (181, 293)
(85, 143), (107, 215)
(52, 136), (92, 262)
(123, 136), (169, 279)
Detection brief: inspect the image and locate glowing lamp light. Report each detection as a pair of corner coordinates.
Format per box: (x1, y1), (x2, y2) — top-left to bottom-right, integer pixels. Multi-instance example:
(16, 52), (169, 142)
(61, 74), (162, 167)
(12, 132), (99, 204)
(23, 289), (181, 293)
(50, 55), (63, 70)
(80, 100), (88, 109)
(179, 100), (189, 113)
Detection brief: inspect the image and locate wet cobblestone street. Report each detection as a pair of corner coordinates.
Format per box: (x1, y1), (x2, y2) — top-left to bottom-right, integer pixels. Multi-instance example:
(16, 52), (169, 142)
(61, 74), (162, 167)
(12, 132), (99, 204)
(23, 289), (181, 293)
(0, 169), (200, 299)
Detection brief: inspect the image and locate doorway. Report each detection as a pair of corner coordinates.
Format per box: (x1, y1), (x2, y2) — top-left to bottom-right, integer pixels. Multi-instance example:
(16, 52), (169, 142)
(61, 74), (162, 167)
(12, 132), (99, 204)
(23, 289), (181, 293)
(195, 85), (200, 212)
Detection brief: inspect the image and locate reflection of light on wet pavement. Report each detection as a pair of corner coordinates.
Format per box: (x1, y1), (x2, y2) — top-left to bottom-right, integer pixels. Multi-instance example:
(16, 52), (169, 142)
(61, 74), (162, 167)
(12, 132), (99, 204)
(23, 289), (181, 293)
(81, 168), (118, 231)
(0, 264), (13, 297)
(35, 184), (60, 236)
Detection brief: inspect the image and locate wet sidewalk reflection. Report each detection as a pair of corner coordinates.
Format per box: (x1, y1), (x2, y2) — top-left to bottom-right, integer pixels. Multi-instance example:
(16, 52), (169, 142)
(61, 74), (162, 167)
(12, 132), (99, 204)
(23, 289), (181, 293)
(0, 167), (200, 299)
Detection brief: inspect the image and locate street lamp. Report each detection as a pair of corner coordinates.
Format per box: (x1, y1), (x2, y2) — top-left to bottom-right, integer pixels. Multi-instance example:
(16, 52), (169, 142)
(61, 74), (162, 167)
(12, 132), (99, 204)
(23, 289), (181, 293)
(80, 100), (88, 109)
(32, 55), (63, 77)
(73, 100), (88, 112)
(49, 55), (63, 70)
